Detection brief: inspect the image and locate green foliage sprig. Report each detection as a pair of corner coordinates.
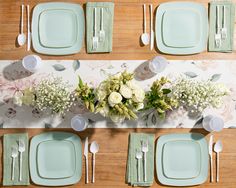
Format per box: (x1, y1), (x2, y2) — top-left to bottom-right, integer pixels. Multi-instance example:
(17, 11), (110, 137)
(145, 77), (178, 118)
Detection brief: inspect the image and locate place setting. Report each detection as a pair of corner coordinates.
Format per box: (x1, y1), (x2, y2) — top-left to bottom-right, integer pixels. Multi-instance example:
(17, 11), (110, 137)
(2, 130), (100, 187)
(126, 118), (225, 187)
(16, 2), (114, 55)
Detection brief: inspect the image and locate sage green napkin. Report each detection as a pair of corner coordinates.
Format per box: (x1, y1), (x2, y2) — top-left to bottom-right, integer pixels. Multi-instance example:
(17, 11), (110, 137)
(86, 2), (114, 53)
(208, 1), (235, 52)
(126, 133), (155, 187)
(3, 133), (30, 186)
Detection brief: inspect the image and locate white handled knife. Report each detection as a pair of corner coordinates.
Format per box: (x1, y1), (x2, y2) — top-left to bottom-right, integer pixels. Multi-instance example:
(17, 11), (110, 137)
(209, 135), (214, 182)
(27, 5), (31, 51)
(84, 137), (89, 184)
(150, 4), (154, 50)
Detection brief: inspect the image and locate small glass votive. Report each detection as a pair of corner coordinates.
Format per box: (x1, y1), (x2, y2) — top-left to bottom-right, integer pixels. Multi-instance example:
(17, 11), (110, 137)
(202, 115), (224, 132)
(71, 115), (89, 132)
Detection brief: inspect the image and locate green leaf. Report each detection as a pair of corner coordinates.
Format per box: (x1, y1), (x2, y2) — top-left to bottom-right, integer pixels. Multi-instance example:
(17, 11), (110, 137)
(210, 74), (221, 82)
(162, 88), (171, 94)
(53, 64), (66, 71)
(184, 72), (198, 78)
(73, 60), (80, 71)
(157, 108), (165, 114)
(78, 76), (83, 88)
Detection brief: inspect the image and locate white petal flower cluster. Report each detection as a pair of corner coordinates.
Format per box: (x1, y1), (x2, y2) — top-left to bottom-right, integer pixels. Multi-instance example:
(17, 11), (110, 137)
(35, 78), (75, 115)
(95, 71), (145, 122)
(172, 78), (229, 113)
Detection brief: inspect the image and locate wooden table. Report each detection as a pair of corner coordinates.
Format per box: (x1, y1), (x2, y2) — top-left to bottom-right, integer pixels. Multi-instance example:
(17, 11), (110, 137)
(0, 0), (236, 187)
(0, 128), (235, 188)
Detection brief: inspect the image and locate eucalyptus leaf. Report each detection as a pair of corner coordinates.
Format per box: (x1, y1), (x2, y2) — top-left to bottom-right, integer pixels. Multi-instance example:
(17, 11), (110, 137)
(152, 114), (157, 125)
(210, 74), (221, 82)
(53, 64), (66, 71)
(107, 65), (114, 69)
(100, 69), (108, 76)
(73, 60), (80, 71)
(184, 72), (198, 78)
(0, 122), (3, 128)
(45, 123), (52, 128)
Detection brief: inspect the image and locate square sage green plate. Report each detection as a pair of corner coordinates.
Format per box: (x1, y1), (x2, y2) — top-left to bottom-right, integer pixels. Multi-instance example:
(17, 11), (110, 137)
(32, 2), (84, 55)
(29, 132), (82, 186)
(156, 133), (209, 186)
(155, 2), (208, 55)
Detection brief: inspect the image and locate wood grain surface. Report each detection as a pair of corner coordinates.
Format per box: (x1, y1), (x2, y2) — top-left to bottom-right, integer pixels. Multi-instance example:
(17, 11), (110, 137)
(0, 128), (235, 188)
(0, 0), (236, 60)
(0, 0), (236, 187)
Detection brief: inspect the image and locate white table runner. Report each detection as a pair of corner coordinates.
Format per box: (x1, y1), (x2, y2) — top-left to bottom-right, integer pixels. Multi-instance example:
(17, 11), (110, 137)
(0, 60), (235, 129)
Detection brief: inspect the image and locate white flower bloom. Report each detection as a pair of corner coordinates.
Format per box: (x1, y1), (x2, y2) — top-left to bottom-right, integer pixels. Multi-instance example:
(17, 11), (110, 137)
(13, 91), (23, 106)
(126, 80), (140, 90)
(133, 89), (145, 103)
(99, 105), (109, 117)
(136, 103), (144, 111)
(120, 85), (132, 99)
(97, 89), (107, 101)
(108, 92), (122, 107)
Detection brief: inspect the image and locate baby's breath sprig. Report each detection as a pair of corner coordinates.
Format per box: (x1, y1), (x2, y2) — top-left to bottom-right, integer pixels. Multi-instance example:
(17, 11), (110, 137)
(35, 77), (75, 115)
(172, 77), (229, 114)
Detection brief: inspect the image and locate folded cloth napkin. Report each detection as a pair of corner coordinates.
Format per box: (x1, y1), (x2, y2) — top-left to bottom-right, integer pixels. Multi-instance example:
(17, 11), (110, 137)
(86, 2), (114, 53)
(208, 1), (235, 52)
(3, 133), (30, 186)
(126, 133), (155, 187)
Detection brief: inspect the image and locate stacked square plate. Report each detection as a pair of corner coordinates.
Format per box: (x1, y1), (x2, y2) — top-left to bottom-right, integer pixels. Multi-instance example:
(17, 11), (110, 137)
(155, 2), (208, 55)
(32, 2), (84, 55)
(156, 133), (209, 186)
(29, 132), (82, 186)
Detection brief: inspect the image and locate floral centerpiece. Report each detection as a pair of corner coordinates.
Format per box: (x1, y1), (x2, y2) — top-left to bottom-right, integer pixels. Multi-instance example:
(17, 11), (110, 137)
(13, 77), (75, 115)
(144, 77), (178, 118)
(172, 77), (229, 115)
(76, 71), (145, 123)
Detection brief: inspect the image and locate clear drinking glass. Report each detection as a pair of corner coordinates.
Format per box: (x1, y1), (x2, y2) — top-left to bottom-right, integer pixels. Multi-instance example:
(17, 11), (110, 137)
(71, 115), (89, 132)
(202, 115), (224, 132)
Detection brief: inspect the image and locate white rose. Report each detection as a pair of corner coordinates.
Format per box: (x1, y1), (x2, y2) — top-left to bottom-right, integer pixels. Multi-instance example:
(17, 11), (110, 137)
(13, 91), (23, 106)
(126, 80), (140, 90)
(136, 103), (144, 111)
(108, 92), (122, 107)
(120, 85), (132, 99)
(133, 89), (145, 103)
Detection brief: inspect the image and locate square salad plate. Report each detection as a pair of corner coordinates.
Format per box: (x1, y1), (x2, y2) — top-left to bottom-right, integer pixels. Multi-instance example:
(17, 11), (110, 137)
(29, 132), (82, 186)
(156, 133), (208, 186)
(155, 2), (208, 55)
(32, 2), (84, 55)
